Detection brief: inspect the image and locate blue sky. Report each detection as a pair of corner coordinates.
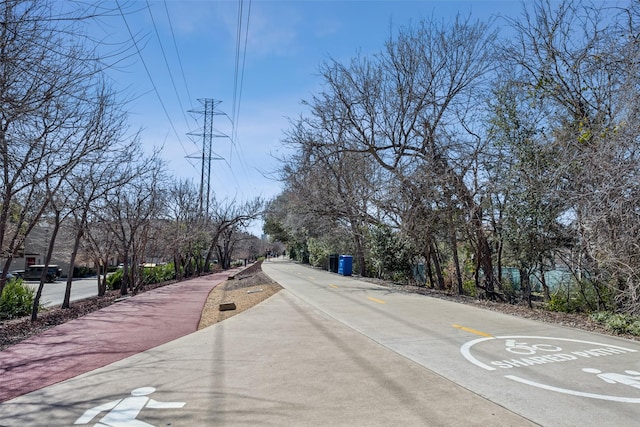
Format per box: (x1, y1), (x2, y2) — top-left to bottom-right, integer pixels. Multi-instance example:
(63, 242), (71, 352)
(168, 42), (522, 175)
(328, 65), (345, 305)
(92, 0), (525, 230)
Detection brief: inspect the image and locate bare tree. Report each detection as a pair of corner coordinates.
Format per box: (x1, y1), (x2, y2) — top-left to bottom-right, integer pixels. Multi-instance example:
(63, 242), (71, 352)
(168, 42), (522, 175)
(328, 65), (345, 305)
(291, 15), (500, 296)
(81, 216), (119, 296)
(100, 154), (167, 295)
(281, 120), (385, 275)
(232, 231), (264, 262)
(203, 197), (263, 271)
(63, 128), (140, 306)
(0, 1), (121, 298)
(263, 191), (313, 262)
(164, 179), (209, 279)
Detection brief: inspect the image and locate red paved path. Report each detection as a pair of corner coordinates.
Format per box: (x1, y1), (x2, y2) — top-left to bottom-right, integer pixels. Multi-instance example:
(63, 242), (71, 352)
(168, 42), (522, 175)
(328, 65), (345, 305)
(0, 270), (236, 402)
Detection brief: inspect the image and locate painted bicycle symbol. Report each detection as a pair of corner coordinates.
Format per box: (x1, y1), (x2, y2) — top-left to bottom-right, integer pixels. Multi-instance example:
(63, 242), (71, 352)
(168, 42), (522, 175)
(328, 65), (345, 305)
(505, 339), (562, 355)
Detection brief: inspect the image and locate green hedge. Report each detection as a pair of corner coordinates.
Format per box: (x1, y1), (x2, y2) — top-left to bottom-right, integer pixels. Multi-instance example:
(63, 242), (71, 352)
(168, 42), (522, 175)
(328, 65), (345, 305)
(106, 263), (177, 290)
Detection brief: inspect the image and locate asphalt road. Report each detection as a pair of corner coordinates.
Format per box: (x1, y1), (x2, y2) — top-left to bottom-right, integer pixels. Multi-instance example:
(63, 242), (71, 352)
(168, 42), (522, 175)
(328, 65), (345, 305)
(23, 277), (99, 307)
(2, 259), (640, 426)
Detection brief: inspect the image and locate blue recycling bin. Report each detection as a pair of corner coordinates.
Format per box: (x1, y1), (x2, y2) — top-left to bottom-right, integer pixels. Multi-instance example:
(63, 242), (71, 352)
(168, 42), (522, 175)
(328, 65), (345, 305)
(338, 255), (353, 276)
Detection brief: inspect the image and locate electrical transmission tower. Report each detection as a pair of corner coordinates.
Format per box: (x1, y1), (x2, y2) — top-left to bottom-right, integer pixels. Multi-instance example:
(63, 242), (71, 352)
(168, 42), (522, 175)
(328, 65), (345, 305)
(188, 98), (227, 215)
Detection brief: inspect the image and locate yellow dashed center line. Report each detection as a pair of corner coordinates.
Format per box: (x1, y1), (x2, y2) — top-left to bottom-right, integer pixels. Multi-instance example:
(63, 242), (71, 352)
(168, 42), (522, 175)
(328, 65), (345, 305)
(329, 284), (338, 289)
(452, 324), (492, 337)
(367, 297), (386, 304)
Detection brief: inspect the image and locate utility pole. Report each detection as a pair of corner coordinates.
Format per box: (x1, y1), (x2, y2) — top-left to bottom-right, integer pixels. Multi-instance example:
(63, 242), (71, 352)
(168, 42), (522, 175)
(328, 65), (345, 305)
(188, 98), (227, 215)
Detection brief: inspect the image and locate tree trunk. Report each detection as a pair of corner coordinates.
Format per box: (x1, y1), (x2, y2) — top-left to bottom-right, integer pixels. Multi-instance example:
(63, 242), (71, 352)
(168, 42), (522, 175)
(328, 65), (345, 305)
(173, 253), (182, 280)
(97, 265), (105, 296)
(450, 226), (463, 295)
(204, 236), (219, 273)
(539, 263), (550, 302)
(520, 267), (532, 308)
(424, 253), (435, 288)
(63, 227), (84, 308)
(120, 250), (129, 296)
(31, 211), (61, 321)
(354, 233), (367, 277)
(451, 173), (500, 299)
(431, 242), (445, 290)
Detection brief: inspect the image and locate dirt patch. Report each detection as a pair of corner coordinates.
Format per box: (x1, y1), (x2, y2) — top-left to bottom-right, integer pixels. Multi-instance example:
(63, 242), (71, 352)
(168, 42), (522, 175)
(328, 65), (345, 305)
(198, 270), (282, 329)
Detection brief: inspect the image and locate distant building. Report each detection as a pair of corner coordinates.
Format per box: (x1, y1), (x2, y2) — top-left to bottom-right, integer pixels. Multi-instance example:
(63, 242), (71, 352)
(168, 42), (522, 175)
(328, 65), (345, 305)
(8, 219), (90, 278)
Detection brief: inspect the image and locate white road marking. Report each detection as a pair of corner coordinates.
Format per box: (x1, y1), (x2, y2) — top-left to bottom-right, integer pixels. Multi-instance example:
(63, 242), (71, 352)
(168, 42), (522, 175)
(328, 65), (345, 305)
(461, 335), (640, 403)
(461, 336), (637, 371)
(505, 375), (640, 403)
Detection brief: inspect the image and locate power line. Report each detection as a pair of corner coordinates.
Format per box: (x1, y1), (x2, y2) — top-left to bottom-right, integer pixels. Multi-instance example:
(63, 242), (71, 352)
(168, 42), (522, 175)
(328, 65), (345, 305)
(162, 0), (195, 114)
(145, 0), (192, 133)
(115, 0), (196, 171)
(230, 0), (253, 178)
(231, 0), (244, 138)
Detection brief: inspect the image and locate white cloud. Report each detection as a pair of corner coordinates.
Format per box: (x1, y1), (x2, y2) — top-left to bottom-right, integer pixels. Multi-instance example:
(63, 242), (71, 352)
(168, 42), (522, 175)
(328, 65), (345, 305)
(244, 5), (303, 57)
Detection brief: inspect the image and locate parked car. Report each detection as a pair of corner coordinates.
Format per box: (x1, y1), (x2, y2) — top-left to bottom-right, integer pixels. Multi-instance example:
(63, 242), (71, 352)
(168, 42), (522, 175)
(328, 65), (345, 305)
(17, 265), (62, 283)
(0, 270), (14, 280)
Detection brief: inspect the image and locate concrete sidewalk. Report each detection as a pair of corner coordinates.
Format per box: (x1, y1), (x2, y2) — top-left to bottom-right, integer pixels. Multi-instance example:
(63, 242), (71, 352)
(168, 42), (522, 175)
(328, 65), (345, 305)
(0, 269), (237, 403)
(0, 264), (536, 426)
(0, 260), (534, 427)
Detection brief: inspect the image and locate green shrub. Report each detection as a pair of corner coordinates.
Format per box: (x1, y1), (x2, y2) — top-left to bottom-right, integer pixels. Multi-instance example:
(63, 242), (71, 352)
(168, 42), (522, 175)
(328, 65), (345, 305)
(139, 264), (177, 286)
(462, 280), (478, 297)
(589, 311), (640, 336)
(106, 269), (123, 290)
(546, 282), (603, 313)
(73, 266), (96, 278)
(140, 267), (157, 285)
(0, 280), (36, 320)
(629, 320), (640, 336)
(501, 282), (518, 303)
(546, 289), (569, 312)
(590, 311), (610, 323)
(156, 263), (175, 282)
(368, 225), (413, 282)
(607, 313), (633, 334)
(307, 237), (331, 269)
